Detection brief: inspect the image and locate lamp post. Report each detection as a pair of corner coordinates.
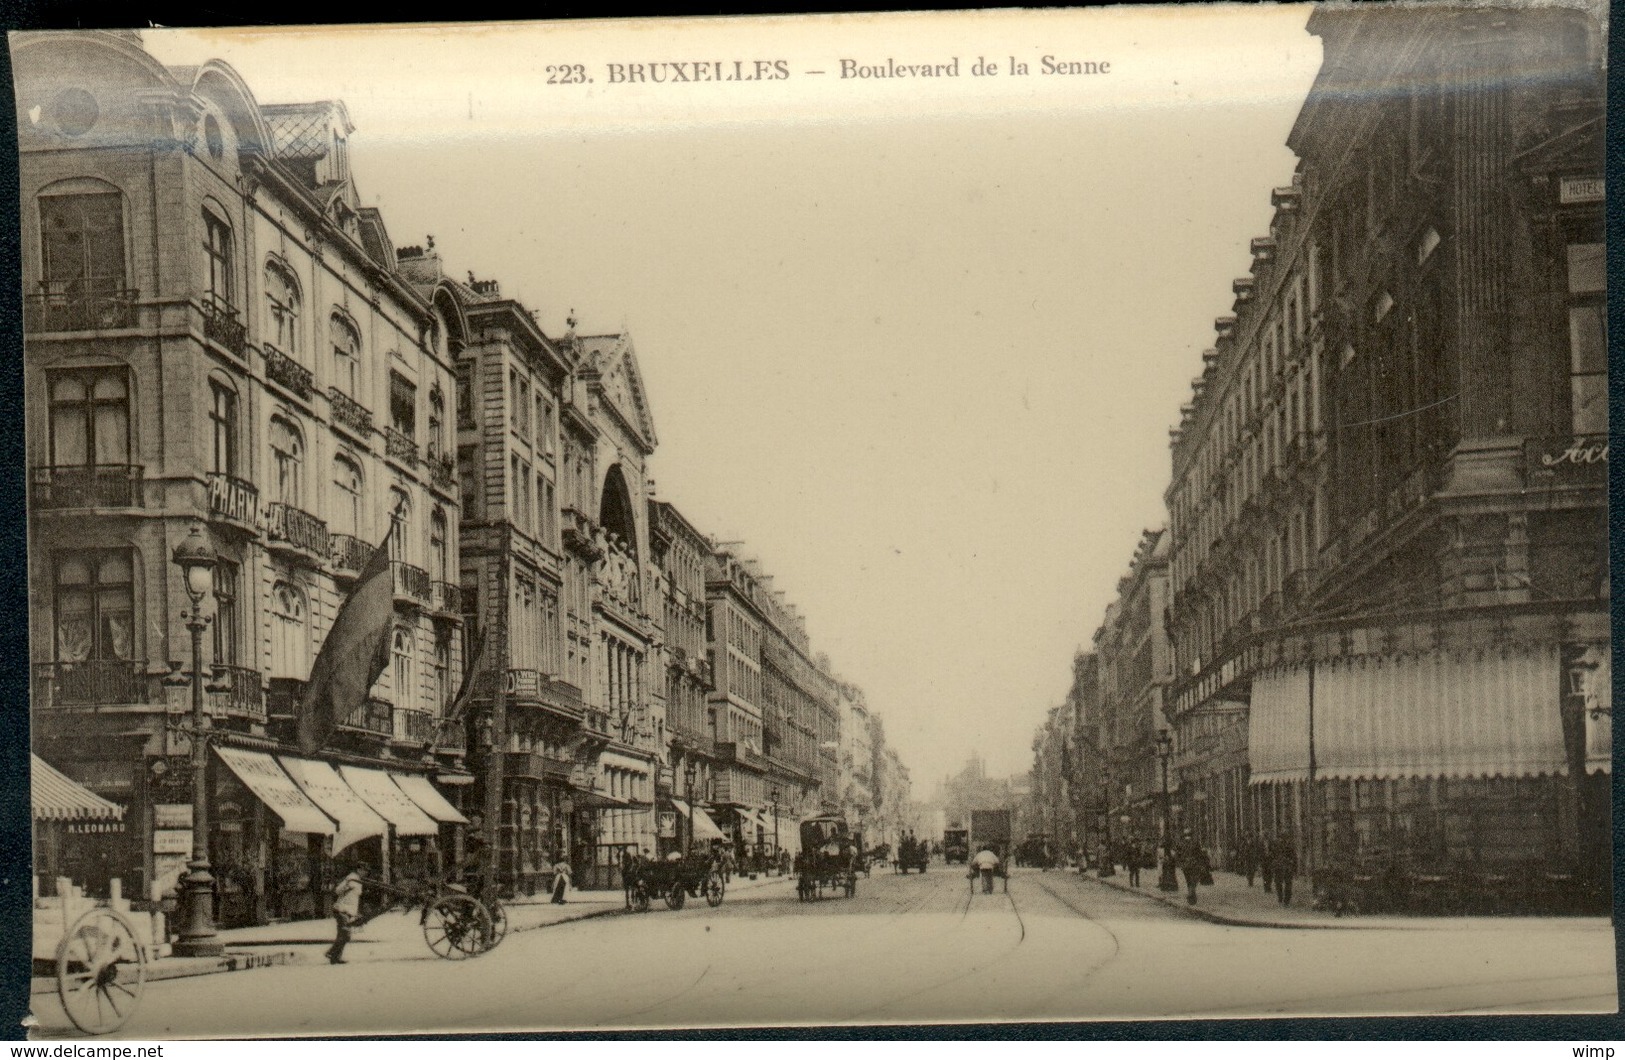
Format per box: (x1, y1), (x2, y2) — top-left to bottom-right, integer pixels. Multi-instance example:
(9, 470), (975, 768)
(683, 758), (698, 854)
(171, 525), (223, 957)
(769, 786), (780, 874)
(1156, 729), (1178, 892)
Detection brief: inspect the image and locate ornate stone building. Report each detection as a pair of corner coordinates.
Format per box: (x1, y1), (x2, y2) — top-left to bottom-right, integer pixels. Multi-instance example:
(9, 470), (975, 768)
(19, 31), (468, 924)
(1164, 5), (1607, 895)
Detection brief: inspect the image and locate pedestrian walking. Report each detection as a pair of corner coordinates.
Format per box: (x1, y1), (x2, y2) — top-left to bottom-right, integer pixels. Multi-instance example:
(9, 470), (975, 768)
(550, 851), (572, 905)
(324, 863), (368, 965)
(1241, 833), (1260, 887)
(1174, 831), (1209, 905)
(1260, 832), (1275, 893)
(1270, 833), (1298, 906)
(971, 846), (1001, 894)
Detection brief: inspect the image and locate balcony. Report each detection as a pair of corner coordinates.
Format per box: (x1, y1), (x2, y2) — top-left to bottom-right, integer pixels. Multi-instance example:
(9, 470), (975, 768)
(263, 345), (313, 400)
(393, 706), (436, 745)
(436, 718), (467, 754)
(266, 502), (330, 564)
(33, 660), (153, 708)
(265, 677), (306, 721)
(329, 388), (373, 437)
(505, 669), (584, 719)
(391, 561), (432, 608)
(384, 428), (419, 468)
(206, 472), (259, 530)
(329, 533), (374, 580)
(429, 580), (462, 620)
(337, 696), (394, 737)
(208, 664), (264, 721)
(25, 283), (139, 332)
(200, 297), (247, 356)
(32, 465), (143, 511)
(505, 749), (572, 782)
(427, 445), (455, 493)
(561, 505), (603, 561)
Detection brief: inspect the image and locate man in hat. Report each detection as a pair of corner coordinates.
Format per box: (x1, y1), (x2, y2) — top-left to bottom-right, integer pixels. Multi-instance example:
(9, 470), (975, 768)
(325, 863), (368, 965)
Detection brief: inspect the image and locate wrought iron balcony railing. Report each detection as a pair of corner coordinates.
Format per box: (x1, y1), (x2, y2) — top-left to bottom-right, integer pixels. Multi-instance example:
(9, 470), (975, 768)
(206, 472), (258, 527)
(208, 664), (264, 720)
(337, 695), (394, 737)
(329, 533), (373, 578)
(393, 706), (436, 744)
(329, 388), (374, 436)
(32, 465), (144, 510)
(430, 580), (461, 616)
(33, 660), (153, 708)
(391, 561), (432, 606)
(200, 296), (246, 356)
(385, 428), (419, 467)
(24, 283), (139, 332)
(266, 502), (330, 558)
(435, 718), (467, 753)
(263, 344), (313, 400)
(428, 446), (455, 492)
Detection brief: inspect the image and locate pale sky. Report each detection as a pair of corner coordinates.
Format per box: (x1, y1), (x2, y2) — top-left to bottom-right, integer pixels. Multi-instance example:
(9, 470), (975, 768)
(141, 8), (1323, 789)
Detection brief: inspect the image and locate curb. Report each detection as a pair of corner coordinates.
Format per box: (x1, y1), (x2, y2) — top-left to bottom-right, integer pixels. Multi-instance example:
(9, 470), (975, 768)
(31, 948), (305, 995)
(1080, 872), (1373, 931)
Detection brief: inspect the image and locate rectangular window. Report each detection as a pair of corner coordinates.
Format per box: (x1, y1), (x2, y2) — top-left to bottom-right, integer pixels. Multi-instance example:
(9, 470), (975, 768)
(1567, 243), (1606, 435)
(459, 445), (479, 517)
(514, 376), (530, 438)
(210, 381), (237, 477)
(535, 395), (549, 453)
(213, 559), (241, 666)
(40, 193), (125, 296)
(49, 368), (129, 468)
(54, 550), (134, 662)
(390, 373), (417, 438)
(203, 212), (233, 311)
(456, 365), (475, 430)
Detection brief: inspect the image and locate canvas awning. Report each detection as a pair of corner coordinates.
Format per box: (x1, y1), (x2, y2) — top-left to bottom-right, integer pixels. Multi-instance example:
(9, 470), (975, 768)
(278, 756), (387, 853)
(214, 747), (335, 836)
(340, 766), (439, 836)
(1250, 646), (1566, 783)
(393, 773), (470, 825)
(31, 753), (123, 823)
(670, 798), (726, 842)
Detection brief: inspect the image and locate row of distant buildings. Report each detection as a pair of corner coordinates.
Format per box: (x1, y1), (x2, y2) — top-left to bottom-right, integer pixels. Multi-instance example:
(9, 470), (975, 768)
(1030, 6), (1609, 901)
(19, 29), (911, 925)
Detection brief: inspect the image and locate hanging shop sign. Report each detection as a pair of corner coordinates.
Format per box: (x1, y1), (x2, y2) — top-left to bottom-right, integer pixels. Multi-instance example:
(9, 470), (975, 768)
(658, 811), (677, 839)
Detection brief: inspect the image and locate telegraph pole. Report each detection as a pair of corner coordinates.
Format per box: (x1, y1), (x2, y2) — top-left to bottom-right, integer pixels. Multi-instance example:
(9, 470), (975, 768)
(482, 562), (509, 898)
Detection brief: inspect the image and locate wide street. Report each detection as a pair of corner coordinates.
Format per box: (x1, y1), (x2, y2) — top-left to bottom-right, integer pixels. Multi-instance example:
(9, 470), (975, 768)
(31, 868), (1617, 1037)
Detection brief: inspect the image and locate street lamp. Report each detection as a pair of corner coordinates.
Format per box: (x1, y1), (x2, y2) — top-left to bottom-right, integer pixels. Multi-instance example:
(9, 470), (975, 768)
(171, 525), (223, 957)
(1155, 729), (1178, 892)
(769, 787), (780, 874)
(683, 758), (698, 853)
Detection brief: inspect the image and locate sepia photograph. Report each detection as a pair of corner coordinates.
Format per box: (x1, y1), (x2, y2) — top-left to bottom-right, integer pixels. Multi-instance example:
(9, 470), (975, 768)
(9, 2), (1616, 1039)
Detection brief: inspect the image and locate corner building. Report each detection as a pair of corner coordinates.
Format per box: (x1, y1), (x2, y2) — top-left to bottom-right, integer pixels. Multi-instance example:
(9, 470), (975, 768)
(1165, 6), (1608, 899)
(19, 31), (469, 925)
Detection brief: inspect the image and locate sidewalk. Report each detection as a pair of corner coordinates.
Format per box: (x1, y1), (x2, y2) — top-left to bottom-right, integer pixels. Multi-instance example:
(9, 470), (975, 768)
(1078, 867), (1612, 932)
(32, 873), (795, 995)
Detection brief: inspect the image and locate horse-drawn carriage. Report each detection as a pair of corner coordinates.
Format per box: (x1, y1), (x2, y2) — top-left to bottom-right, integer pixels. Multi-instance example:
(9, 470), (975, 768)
(625, 850), (727, 912)
(794, 816), (860, 900)
(895, 834), (929, 874)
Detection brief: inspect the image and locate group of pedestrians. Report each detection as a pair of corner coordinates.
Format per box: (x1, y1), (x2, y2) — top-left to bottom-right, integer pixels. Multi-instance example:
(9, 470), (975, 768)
(1234, 832), (1299, 906)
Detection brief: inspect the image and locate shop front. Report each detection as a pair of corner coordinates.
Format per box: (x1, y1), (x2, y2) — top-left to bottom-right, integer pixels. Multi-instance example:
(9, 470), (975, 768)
(209, 747), (338, 927)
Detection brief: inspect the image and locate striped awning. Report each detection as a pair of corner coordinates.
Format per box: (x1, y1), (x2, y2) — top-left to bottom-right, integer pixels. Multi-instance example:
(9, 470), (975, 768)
(1250, 646), (1566, 783)
(32, 754), (123, 822)
(393, 773), (470, 825)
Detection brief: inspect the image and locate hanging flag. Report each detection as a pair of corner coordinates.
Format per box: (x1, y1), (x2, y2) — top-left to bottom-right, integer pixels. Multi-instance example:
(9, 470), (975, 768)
(437, 626), (488, 737)
(297, 523), (395, 753)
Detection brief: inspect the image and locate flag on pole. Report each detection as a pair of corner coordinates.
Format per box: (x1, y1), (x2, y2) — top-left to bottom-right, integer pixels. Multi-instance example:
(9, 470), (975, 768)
(297, 523), (395, 753)
(437, 626), (488, 736)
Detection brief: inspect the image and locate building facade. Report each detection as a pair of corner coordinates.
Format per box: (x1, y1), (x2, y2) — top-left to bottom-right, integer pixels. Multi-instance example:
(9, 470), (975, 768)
(1164, 6), (1608, 894)
(19, 31), (468, 925)
(836, 681), (876, 829)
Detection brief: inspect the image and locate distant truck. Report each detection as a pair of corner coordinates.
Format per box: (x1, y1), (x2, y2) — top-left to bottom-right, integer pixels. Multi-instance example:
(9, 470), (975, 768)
(943, 827), (970, 864)
(969, 809), (1013, 860)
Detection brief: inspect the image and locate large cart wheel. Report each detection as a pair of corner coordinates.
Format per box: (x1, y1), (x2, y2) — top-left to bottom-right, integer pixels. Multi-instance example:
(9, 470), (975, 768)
(423, 893), (489, 960)
(57, 907), (148, 1036)
(704, 871), (726, 908)
(665, 882), (687, 911)
(630, 880), (651, 914)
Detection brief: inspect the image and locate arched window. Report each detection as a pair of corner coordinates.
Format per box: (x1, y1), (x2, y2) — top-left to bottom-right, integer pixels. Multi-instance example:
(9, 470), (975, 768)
(264, 259), (301, 357)
(330, 313), (360, 397)
(392, 626), (413, 710)
(210, 378), (238, 477)
(269, 416), (304, 506)
(388, 487), (411, 563)
(428, 387), (445, 458)
(332, 455), (362, 539)
(270, 581), (309, 679)
(202, 207), (234, 312)
(429, 508), (448, 583)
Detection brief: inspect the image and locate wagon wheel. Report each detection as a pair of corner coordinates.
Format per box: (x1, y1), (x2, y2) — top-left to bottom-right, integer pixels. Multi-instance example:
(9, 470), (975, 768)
(630, 880), (651, 913)
(665, 882), (687, 911)
(57, 907), (147, 1036)
(704, 871), (726, 908)
(422, 893), (489, 960)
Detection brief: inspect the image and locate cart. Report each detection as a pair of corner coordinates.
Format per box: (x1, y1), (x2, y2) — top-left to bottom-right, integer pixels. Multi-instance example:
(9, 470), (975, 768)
(794, 816), (860, 900)
(55, 906), (148, 1036)
(362, 876), (502, 959)
(626, 851), (727, 912)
